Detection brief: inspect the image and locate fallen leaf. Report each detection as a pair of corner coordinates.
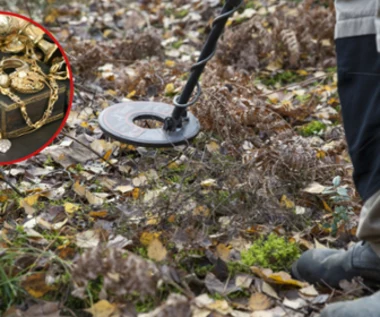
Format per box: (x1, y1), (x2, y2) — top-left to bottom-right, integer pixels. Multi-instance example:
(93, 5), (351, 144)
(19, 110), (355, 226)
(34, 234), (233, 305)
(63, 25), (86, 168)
(300, 284), (318, 297)
(302, 182), (326, 194)
(22, 273), (56, 298)
(280, 195), (295, 209)
(206, 141), (220, 153)
(201, 179), (217, 188)
(85, 300), (120, 317)
(64, 202), (79, 214)
(76, 230), (101, 248)
(262, 281), (280, 299)
(147, 238), (167, 262)
(235, 274), (253, 289)
(89, 211), (108, 218)
(140, 231), (161, 246)
(249, 293), (272, 311)
(73, 181), (86, 197)
(216, 243), (231, 261)
(251, 267), (308, 288)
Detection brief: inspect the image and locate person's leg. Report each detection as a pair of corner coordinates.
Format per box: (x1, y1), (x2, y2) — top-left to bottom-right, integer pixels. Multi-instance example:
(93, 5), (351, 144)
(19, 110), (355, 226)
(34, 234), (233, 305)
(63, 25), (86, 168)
(292, 34), (380, 287)
(291, 33), (380, 315)
(336, 34), (380, 255)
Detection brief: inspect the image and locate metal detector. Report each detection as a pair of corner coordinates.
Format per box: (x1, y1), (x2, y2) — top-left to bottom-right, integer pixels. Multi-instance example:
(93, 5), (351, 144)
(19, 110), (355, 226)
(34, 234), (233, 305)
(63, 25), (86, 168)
(98, 0), (243, 147)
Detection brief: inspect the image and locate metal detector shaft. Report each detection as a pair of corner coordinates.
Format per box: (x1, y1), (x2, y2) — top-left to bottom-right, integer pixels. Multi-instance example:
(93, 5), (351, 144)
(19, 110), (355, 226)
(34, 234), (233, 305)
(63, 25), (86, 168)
(170, 0), (243, 125)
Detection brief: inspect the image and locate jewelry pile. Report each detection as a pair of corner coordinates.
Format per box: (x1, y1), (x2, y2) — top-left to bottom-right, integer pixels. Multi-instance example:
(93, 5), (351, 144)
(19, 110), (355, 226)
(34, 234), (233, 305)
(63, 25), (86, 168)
(0, 15), (68, 153)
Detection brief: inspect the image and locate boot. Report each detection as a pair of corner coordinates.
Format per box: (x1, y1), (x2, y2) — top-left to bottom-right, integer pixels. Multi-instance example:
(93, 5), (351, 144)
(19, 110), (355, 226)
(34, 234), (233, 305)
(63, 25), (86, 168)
(321, 290), (380, 317)
(291, 241), (380, 288)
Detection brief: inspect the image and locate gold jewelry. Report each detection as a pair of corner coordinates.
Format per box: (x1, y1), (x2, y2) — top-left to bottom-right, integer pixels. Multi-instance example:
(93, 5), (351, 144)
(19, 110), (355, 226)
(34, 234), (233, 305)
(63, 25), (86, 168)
(0, 16), (68, 154)
(0, 56), (60, 130)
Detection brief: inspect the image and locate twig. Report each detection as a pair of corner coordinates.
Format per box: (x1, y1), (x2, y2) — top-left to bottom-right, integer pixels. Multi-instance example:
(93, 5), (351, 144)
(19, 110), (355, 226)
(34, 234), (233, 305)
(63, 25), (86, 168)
(0, 168), (25, 197)
(260, 74), (329, 97)
(60, 133), (117, 169)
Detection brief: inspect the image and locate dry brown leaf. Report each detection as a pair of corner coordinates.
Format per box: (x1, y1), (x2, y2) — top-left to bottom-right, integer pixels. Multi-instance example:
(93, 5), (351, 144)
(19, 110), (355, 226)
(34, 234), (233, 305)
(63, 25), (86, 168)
(249, 293), (272, 311)
(73, 181), (86, 197)
(76, 230), (101, 248)
(300, 284), (319, 297)
(89, 211), (108, 218)
(262, 281), (280, 299)
(216, 243), (231, 261)
(147, 238), (167, 262)
(22, 273), (56, 298)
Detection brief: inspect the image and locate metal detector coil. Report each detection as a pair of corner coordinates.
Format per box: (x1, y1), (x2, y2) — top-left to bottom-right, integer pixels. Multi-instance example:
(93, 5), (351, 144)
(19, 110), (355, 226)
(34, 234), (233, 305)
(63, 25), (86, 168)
(99, 0), (244, 147)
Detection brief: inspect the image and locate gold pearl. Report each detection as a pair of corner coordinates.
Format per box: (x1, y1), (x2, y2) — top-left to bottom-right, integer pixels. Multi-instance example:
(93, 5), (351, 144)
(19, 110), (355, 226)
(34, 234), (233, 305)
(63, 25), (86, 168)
(0, 74), (10, 88)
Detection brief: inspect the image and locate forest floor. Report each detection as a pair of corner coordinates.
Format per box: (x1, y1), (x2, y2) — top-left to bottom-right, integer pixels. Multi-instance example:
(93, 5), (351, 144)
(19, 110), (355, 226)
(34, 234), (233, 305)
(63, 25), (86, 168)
(0, 0), (371, 316)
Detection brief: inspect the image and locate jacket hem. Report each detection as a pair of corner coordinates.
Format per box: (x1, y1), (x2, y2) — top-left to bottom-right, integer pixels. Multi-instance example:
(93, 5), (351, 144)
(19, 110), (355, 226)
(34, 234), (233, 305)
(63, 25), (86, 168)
(335, 16), (376, 39)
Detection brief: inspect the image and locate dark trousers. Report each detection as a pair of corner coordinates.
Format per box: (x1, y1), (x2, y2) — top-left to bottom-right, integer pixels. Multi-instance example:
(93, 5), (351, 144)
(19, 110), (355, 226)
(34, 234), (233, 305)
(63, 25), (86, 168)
(336, 35), (380, 202)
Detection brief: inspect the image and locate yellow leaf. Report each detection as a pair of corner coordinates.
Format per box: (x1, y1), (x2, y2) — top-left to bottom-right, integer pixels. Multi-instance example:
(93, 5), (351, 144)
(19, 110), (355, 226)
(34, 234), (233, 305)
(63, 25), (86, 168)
(297, 69), (308, 76)
(103, 29), (113, 38)
(322, 199), (332, 212)
(250, 266), (307, 288)
(165, 83), (175, 95)
(280, 195), (295, 209)
(207, 300), (233, 314)
(249, 293), (272, 311)
(80, 121), (89, 128)
(89, 211), (108, 218)
(127, 90), (136, 98)
(165, 60), (176, 68)
(64, 202), (79, 214)
(268, 271), (307, 287)
(168, 162), (179, 170)
(316, 150), (326, 159)
(140, 231), (161, 246)
(206, 141), (220, 153)
(146, 216), (160, 225)
(85, 300), (119, 317)
(147, 238), (167, 262)
(132, 188), (141, 200)
(23, 194), (40, 206)
(103, 149), (113, 161)
(226, 19), (233, 27)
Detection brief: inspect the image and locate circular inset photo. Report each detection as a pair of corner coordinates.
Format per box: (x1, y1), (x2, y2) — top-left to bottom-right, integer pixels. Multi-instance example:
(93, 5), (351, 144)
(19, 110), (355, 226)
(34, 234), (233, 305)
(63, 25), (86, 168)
(0, 11), (73, 164)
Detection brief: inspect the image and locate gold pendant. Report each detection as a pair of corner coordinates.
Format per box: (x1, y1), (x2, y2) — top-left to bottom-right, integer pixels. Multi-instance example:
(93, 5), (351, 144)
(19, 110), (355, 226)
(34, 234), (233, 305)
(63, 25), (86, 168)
(9, 70), (45, 94)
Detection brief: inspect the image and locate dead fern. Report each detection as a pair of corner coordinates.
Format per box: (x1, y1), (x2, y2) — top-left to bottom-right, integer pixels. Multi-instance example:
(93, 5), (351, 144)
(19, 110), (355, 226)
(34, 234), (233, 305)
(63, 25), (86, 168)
(71, 247), (161, 300)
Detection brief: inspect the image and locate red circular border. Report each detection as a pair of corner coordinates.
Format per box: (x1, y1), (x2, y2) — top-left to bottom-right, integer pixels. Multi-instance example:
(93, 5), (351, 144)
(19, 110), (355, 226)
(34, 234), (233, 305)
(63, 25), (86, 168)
(0, 11), (74, 166)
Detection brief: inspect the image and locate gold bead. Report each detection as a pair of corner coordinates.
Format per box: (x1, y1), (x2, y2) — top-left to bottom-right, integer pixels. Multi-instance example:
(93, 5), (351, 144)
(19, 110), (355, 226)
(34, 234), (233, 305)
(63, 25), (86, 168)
(0, 74), (10, 88)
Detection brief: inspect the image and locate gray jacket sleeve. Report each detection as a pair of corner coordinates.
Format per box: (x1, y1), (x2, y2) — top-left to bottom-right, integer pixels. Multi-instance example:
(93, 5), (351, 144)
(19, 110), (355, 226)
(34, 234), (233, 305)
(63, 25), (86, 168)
(335, 0), (380, 52)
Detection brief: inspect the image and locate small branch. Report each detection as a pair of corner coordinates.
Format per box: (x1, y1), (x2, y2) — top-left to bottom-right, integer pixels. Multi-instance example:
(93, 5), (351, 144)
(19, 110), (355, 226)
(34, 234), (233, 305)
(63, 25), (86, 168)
(60, 133), (117, 169)
(0, 168), (25, 197)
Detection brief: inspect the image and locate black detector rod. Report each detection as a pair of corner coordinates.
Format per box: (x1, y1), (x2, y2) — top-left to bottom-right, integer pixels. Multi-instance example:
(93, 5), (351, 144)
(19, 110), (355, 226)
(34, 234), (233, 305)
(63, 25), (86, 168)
(164, 0), (243, 131)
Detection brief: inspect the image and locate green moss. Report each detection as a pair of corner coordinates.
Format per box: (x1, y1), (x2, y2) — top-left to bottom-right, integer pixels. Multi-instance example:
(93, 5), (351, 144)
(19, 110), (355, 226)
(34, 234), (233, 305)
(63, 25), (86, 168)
(259, 70), (304, 87)
(172, 40), (183, 49)
(298, 120), (327, 137)
(175, 9), (189, 19)
(135, 296), (156, 313)
(241, 234), (300, 271)
(227, 261), (251, 275)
